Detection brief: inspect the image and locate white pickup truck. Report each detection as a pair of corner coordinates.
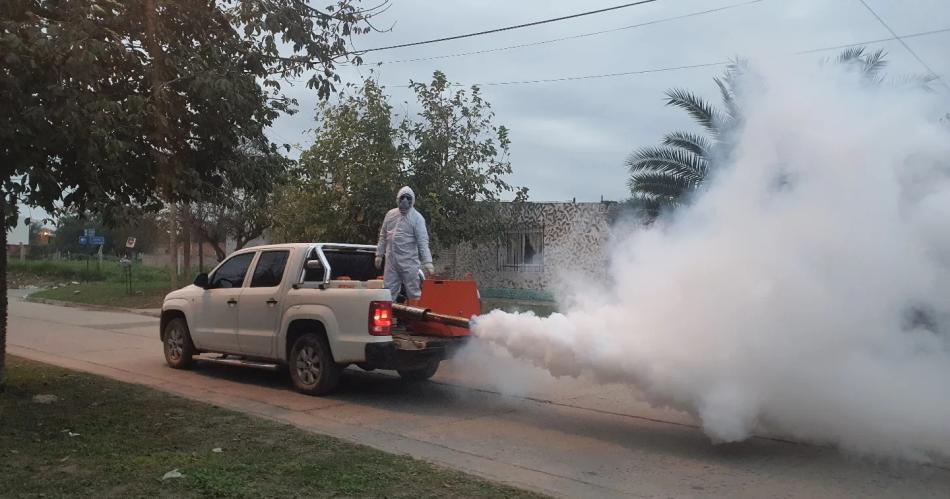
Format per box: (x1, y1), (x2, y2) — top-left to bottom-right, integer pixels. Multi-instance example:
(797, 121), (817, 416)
(160, 243), (468, 395)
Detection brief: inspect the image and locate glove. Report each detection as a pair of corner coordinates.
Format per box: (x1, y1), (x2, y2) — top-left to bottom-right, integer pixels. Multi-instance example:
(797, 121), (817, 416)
(422, 262), (435, 275)
(374, 256), (383, 270)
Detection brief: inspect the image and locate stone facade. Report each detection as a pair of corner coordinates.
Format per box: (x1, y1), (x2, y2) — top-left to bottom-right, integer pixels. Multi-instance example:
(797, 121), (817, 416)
(434, 202), (619, 291)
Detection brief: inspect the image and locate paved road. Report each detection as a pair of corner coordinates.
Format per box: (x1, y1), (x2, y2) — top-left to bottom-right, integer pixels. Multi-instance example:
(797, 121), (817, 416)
(8, 291), (950, 498)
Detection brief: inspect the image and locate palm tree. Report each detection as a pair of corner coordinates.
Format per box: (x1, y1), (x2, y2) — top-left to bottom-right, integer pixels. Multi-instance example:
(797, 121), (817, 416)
(626, 48), (927, 212)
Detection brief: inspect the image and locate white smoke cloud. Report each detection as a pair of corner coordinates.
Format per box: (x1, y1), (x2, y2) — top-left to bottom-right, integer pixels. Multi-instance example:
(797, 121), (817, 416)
(472, 60), (950, 462)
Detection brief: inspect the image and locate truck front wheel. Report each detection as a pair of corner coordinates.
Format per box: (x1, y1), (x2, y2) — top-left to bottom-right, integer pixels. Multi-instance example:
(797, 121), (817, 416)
(163, 317), (195, 369)
(289, 333), (342, 395)
(397, 360), (440, 382)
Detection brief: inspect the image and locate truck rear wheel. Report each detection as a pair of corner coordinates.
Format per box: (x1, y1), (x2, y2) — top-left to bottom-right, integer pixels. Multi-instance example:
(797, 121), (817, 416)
(289, 333), (342, 395)
(397, 360), (440, 382)
(163, 317), (195, 369)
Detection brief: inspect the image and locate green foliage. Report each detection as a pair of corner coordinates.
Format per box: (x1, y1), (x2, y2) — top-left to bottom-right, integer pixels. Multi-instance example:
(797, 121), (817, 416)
(399, 71), (529, 246)
(190, 145), (292, 259)
(272, 79), (402, 244)
(273, 73), (528, 247)
(0, 0), (378, 221)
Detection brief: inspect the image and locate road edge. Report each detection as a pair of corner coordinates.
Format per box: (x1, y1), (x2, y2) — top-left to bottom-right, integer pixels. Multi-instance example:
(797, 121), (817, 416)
(23, 295), (161, 318)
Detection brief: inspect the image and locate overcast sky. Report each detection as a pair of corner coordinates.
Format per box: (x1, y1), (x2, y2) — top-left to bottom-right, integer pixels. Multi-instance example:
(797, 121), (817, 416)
(268, 0), (950, 203)
(17, 0), (950, 235)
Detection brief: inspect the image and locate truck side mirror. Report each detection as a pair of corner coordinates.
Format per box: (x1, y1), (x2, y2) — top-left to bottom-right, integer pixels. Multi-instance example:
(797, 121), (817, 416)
(194, 273), (210, 289)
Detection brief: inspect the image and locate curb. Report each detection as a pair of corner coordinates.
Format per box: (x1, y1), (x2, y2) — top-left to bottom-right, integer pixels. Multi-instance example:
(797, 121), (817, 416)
(24, 296), (161, 318)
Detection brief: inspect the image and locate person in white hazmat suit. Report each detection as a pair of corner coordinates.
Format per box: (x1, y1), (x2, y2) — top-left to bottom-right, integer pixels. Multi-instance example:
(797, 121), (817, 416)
(375, 186), (435, 301)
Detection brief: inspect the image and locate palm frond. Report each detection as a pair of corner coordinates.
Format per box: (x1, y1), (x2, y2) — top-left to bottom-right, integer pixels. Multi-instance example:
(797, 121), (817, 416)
(625, 146), (709, 181)
(886, 72), (937, 92)
(661, 131), (712, 158)
(831, 46), (889, 82)
(714, 77), (741, 124)
(835, 46), (867, 65)
(627, 187), (682, 208)
(664, 88), (723, 136)
(861, 48), (888, 80)
(627, 171), (694, 198)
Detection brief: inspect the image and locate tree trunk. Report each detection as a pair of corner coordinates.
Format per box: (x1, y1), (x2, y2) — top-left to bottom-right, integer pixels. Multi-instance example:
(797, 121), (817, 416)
(144, 0), (177, 288)
(198, 234), (204, 272)
(168, 202), (178, 288)
(182, 203), (191, 277)
(0, 197), (7, 391)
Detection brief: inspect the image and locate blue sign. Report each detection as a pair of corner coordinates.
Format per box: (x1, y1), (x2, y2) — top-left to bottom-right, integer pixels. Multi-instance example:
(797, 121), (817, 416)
(84, 228), (96, 237)
(91, 236), (105, 246)
(79, 236), (88, 245)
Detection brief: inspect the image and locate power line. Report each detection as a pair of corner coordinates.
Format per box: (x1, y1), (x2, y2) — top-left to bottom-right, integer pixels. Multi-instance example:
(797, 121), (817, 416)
(354, 0), (659, 54)
(855, 0), (948, 90)
(466, 61), (730, 87)
(374, 0), (763, 65)
(389, 26), (950, 88)
(795, 26), (950, 55)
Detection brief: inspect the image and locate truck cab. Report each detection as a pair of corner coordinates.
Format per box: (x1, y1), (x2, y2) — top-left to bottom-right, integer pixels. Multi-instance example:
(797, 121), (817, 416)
(160, 243), (472, 395)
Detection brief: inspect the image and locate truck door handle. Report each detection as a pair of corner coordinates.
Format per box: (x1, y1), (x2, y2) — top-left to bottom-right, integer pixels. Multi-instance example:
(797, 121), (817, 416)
(227, 298), (238, 306)
(266, 298), (278, 305)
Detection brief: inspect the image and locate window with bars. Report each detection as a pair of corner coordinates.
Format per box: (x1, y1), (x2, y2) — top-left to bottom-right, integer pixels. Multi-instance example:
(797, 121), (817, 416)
(499, 227), (544, 272)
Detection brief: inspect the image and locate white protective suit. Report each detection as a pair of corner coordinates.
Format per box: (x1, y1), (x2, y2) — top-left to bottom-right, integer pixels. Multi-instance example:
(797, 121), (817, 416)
(376, 186), (433, 300)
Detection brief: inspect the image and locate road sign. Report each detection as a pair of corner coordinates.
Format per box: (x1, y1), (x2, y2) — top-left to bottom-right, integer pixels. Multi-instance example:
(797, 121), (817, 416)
(79, 236), (88, 245)
(84, 228), (96, 237)
(126, 237), (137, 249)
(91, 236), (105, 246)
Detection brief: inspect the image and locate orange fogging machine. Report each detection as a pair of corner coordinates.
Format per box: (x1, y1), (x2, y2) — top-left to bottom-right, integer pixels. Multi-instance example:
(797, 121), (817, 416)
(391, 277), (480, 336)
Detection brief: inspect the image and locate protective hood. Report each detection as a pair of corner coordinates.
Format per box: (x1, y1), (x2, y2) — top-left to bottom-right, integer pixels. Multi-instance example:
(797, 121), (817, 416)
(396, 186), (415, 213)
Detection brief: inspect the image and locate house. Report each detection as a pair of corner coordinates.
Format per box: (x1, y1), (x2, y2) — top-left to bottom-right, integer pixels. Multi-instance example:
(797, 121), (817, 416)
(434, 201), (621, 293)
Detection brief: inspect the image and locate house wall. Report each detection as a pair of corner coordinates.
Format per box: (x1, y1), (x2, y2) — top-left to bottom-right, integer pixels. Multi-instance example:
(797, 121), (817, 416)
(436, 202), (618, 291)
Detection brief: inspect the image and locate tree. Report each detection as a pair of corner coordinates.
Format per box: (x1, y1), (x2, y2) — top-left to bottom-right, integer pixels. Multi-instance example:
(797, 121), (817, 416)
(0, 0), (378, 388)
(273, 73), (528, 247)
(626, 48), (932, 212)
(399, 71), (528, 247)
(272, 79), (402, 244)
(190, 144), (291, 261)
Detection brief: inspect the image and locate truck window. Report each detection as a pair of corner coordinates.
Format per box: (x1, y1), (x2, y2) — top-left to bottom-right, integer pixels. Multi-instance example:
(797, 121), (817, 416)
(209, 253), (254, 289)
(250, 250), (290, 288)
(323, 250), (378, 281)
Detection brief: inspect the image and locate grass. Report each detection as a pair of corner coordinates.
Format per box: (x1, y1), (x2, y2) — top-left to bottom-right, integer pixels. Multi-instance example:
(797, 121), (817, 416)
(0, 357), (543, 498)
(10, 259), (190, 309)
(9, 259), (168, 283)
(29, 281), (174, 309)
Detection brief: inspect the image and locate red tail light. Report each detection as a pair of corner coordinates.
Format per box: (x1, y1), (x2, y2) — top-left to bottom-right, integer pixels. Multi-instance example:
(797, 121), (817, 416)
(369, 301), (392, 336)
